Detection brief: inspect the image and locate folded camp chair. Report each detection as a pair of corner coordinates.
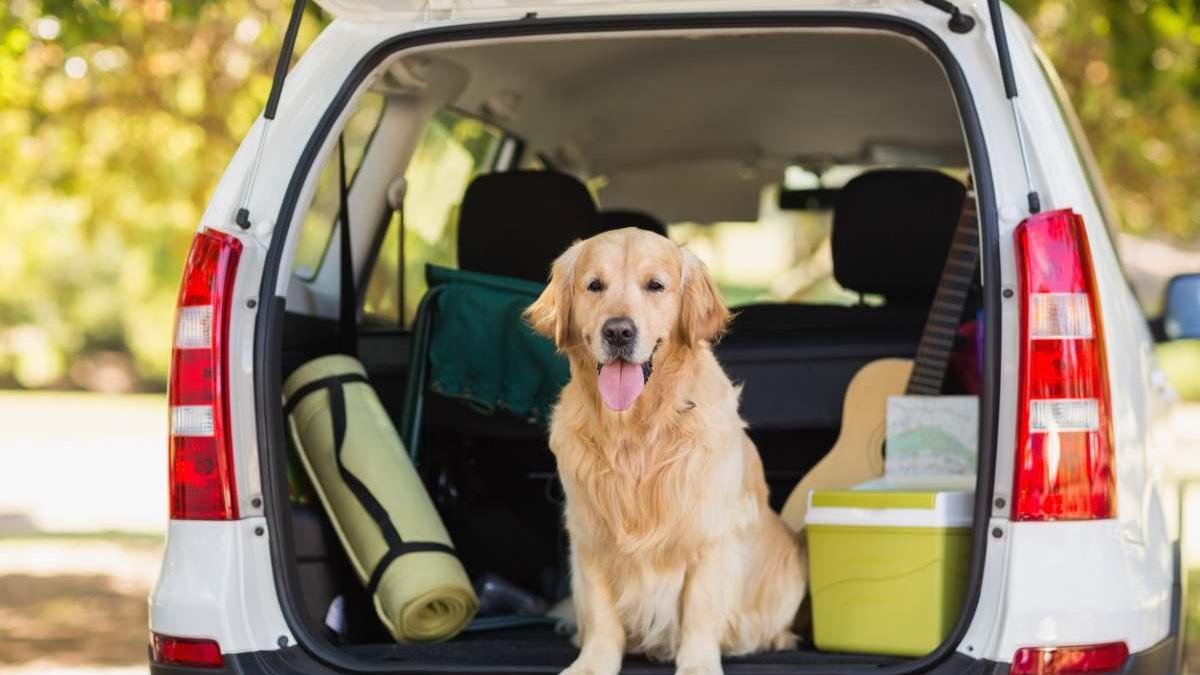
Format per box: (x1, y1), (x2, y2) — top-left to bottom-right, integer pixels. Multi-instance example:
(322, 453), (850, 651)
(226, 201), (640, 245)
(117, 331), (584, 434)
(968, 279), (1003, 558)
(397, 170), (599, 461)
(398, 264), (570, 462)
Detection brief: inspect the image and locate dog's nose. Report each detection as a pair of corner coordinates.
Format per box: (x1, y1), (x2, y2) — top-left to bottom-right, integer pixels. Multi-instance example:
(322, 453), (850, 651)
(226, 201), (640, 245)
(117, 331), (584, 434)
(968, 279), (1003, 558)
(602, 317), (637, 348)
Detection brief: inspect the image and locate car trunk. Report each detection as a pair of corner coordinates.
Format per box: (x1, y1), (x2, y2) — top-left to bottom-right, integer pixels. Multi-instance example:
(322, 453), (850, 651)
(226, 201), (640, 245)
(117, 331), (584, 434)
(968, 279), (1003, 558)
(258, 12), (1000, 674)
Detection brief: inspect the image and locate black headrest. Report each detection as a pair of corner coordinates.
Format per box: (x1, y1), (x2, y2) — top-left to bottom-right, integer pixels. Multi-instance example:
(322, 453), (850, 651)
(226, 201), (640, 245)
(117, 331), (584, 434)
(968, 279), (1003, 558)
(457, 171), (599, 282)
(832, 169), (967, 306)
(593, 210), (669, 238)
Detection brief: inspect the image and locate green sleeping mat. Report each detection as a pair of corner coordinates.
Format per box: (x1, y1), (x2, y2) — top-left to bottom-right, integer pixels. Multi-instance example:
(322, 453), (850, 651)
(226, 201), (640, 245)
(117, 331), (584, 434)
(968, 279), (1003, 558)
(283, 354), (478, 642)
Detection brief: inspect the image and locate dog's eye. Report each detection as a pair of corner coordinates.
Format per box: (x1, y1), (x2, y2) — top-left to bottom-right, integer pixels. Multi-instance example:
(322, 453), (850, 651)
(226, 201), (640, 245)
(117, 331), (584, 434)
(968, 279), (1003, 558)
(645, 279), (665, 293)
(587, 279), (605, 293)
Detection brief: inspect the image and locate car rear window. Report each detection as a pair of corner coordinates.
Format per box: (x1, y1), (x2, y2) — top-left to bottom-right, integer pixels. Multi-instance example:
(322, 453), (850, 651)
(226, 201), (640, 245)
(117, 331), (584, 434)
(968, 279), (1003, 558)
(292, 92), (387, 281)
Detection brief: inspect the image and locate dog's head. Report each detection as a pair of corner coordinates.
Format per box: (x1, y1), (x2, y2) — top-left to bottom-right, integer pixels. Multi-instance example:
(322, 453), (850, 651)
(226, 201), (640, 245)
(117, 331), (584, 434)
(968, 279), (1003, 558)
(525, 227), (729, 412)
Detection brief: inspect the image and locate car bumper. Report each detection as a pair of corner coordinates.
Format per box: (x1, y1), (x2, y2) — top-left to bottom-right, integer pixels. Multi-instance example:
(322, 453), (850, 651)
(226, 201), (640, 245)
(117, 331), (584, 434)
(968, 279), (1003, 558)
(148, 631), (1181, 675)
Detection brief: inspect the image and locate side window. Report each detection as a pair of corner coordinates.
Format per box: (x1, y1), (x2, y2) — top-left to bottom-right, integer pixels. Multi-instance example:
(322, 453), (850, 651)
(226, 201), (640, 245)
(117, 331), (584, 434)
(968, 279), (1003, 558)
(362, 110), (504, 327)
(292, 92), (387, 280)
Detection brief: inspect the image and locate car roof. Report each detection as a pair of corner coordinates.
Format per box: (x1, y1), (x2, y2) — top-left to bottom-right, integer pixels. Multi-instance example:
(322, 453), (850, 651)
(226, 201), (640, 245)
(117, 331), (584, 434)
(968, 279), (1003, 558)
(314, 0), (954, 24)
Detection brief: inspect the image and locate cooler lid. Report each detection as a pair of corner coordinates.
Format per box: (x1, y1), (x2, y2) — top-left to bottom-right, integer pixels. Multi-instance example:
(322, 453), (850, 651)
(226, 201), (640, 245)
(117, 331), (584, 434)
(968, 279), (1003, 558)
(805, 489), (973, 528)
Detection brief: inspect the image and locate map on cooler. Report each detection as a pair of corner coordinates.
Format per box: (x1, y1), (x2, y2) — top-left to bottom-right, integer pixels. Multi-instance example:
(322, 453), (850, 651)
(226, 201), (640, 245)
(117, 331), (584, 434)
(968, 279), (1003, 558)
(885, 396), (979, 480)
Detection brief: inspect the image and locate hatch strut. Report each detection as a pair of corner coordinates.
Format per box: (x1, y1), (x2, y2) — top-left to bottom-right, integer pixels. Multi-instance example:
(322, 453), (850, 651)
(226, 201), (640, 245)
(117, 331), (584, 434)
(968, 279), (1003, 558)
(235, 0), (310, 230)
(986, 0), (1041, 215)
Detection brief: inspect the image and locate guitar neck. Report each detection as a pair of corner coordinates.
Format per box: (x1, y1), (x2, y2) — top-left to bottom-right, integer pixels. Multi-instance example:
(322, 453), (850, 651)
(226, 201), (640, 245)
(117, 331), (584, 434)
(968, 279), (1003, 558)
(906, 198), (979, 397)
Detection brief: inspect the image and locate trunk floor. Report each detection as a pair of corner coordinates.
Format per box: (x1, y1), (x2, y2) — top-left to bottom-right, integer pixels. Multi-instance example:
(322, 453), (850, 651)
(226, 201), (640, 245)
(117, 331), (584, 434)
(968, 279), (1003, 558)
(343, 625), (905, 672)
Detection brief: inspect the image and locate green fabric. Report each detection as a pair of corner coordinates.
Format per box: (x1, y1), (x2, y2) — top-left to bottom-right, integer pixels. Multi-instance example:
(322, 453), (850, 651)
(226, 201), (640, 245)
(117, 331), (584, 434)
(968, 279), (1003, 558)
(425, 264), (569, 426)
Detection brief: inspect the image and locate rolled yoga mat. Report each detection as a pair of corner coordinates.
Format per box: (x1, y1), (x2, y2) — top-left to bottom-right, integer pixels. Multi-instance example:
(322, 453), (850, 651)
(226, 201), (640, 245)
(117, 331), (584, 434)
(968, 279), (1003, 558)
(284, 354), (478, 642)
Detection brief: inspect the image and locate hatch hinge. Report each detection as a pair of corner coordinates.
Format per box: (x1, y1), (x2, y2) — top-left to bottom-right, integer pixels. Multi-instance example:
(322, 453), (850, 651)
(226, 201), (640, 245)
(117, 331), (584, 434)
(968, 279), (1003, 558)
(235, 0), (309, 230)
(422, 0), (455, 21)
(986, 0), (1041, 215)
(919, 0), (975, 34)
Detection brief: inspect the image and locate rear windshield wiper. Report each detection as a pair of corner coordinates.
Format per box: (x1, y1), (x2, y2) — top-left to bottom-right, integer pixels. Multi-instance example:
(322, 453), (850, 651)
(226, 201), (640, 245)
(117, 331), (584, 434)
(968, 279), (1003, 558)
(920, 0), (975, 33)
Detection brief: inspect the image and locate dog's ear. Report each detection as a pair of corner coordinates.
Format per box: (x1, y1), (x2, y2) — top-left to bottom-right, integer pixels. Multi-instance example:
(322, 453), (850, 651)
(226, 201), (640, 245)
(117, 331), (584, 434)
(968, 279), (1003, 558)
(678, 248), (730, 346)
(525, 240), (583, 350)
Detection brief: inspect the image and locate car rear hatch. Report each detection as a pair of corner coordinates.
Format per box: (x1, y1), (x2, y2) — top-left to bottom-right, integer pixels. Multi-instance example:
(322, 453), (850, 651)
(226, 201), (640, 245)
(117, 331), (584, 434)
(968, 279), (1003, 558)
(246, 4), (1011, 675)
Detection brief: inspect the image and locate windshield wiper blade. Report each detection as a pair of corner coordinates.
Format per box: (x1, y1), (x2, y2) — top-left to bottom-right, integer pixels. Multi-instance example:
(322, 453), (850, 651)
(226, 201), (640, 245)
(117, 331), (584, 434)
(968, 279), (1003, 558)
(920, 0), (976, 33)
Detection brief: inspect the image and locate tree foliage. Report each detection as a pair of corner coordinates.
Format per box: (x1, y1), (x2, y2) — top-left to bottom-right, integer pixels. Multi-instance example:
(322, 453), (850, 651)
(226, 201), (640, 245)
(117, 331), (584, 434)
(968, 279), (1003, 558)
(0, 0), (324, 389)
(0, 0), (1195, 390)
(1010, 0), (1200, 240)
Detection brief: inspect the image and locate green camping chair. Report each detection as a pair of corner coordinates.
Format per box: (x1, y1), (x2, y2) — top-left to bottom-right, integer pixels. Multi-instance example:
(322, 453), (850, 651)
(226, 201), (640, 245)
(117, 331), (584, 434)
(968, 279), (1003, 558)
(398, 264), (570, 462)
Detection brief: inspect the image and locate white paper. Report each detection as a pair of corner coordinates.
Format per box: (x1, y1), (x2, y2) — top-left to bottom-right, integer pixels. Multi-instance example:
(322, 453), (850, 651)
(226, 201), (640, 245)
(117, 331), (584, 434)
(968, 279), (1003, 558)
(885, 395), (978, 480)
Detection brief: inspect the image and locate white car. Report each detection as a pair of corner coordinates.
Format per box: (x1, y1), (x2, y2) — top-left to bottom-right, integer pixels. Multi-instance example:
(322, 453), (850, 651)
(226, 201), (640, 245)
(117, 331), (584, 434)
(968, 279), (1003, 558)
(149, 1), (1200, 673)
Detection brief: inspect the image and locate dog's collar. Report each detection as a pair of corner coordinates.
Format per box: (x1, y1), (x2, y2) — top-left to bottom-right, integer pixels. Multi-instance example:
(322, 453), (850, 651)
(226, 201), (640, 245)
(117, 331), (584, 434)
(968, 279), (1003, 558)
(642, 340), (662, 382)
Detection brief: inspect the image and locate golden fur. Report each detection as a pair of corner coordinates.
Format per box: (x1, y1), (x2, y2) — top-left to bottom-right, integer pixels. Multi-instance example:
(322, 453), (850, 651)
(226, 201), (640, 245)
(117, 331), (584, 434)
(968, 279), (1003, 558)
(525, 228), (806, 675)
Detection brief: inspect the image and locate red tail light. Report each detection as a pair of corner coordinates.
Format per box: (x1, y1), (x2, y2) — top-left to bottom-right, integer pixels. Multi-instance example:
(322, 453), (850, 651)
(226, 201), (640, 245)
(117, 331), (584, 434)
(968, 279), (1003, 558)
(1010, 641), (1128, 674)
(151, 632), (224, 668)
(168, 228), (242, 520)
(1013, 209), (1114, 521)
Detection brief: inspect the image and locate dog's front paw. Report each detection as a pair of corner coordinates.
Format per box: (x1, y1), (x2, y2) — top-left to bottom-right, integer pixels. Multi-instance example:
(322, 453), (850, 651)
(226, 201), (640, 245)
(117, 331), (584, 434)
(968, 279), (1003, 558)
(675, 665), (723, 675)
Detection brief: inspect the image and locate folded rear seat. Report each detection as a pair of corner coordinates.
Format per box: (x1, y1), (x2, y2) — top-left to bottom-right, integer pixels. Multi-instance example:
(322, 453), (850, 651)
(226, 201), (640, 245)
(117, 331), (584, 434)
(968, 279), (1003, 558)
(718, 169), (969, 431)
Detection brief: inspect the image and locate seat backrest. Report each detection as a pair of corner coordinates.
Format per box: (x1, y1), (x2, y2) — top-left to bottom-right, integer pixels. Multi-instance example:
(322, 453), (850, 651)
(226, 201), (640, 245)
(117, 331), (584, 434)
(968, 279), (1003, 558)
(592, 209), (668, 238)
(457, 170), (599, 282)
(832, 169), (967, 307)
(717, 169), (968, 433)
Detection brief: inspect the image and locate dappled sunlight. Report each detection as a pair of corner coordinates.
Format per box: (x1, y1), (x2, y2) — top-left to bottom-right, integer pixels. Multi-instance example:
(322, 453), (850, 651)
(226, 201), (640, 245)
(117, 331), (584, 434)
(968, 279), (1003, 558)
(0, 537), (162, 670)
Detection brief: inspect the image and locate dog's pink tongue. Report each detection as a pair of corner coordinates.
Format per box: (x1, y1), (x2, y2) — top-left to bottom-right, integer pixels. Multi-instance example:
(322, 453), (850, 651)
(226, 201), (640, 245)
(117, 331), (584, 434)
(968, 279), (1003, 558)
(598, 361), (644, 411)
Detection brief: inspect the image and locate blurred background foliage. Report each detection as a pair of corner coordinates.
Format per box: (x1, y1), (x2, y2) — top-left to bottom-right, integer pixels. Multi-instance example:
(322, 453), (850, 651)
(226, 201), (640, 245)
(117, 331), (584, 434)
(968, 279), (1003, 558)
(0, 0), (1196, 393)
(0, 0), (324, 391)
(1010, 0), (1200, 242)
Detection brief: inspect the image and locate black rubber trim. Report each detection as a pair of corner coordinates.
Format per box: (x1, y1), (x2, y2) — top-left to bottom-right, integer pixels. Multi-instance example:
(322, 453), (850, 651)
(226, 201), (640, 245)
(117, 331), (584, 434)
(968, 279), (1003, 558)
(147, 638), (1187, 675)
(282, 371), (458, 598)
(254, 11), (1001, 674)
(1119, 634), (1182, 674)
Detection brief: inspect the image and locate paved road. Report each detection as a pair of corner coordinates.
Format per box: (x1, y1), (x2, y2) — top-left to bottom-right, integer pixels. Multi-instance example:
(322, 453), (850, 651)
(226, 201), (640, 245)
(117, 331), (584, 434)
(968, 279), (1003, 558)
(0, 392), (165, 535)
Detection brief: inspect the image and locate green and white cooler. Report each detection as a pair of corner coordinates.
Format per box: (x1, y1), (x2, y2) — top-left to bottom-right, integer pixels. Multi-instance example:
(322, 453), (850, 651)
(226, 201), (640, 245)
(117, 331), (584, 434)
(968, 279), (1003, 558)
(805, 484), (973, 657)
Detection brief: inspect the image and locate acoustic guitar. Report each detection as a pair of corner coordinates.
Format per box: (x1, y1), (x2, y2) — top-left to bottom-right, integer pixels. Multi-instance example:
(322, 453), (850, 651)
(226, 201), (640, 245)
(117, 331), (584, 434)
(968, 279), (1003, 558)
(779, 191), (978, 532)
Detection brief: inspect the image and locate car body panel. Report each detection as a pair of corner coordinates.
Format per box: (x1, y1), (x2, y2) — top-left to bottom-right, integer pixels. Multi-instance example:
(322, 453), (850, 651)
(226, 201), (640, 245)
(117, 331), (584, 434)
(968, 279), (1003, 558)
(312, 0), (949, 23)
(953, 4), (1175, 663)
(151, 519), (294, 653)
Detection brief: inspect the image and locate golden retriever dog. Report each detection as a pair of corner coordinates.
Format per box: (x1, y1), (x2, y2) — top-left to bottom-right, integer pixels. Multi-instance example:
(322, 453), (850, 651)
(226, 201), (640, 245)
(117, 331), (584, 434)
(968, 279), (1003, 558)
(525, 228), (805, 675)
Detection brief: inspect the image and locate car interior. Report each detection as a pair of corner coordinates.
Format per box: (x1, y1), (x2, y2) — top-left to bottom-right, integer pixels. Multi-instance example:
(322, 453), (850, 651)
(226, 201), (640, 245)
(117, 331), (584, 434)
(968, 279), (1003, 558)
(275, 27), (984, 669)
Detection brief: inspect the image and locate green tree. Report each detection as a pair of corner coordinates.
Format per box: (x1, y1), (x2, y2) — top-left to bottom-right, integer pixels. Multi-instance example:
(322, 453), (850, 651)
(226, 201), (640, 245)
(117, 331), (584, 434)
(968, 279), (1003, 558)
(0, 0), (324, 389)
(1010, 0), (1200, 240)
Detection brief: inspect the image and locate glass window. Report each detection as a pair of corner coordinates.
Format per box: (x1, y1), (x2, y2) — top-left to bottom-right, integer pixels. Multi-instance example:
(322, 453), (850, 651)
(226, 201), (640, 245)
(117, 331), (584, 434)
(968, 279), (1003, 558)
(292, 92), (387, 280)
(362, 109), (504, 327)
(666, 173), (862, 307)
(665, 166), (968, 307)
